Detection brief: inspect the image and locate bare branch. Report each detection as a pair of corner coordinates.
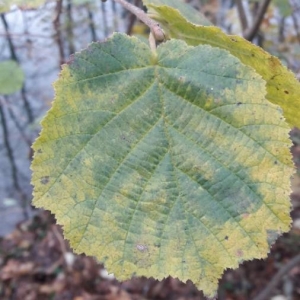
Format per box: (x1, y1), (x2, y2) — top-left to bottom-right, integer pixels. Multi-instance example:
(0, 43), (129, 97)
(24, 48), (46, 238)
(235, 0), (249, 32)
(113, 0), (164, 42)
(244, 0), (271, 41)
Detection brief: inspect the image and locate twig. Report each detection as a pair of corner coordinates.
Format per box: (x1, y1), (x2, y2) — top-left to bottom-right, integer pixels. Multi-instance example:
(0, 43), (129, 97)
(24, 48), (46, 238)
(112, 0), (164, 42)
(253, 253), (300, 300)
(66, 0), (75, 55)
(53, 0), (65, 65)
(235, 0), (248, 32)
(0, 104), (20, 193)
(0, 103), (28, 219)
(0, 97), (32, 147)
(290, 0), (300, 44)
(0, 14), (34, 123)
(100, 0), (109, 38)
(244, 0), (272, 41)
(278, 17), (286, 43)
(86, 3), (97, 41)
(126, 0), (140, 35)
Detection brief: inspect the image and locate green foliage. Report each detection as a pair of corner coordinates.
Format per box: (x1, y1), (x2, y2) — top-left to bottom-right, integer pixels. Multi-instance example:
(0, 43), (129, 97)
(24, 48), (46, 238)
(32, 33), (294, 297)
(0, 0), (44, 12)
(272, 0), (292, 17)
(0, 60), (24, 95)
(143, 2), (300, 129)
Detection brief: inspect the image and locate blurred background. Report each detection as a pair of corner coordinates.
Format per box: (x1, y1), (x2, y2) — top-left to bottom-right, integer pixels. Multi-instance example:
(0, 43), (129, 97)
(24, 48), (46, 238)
(0, 0), (299, 299)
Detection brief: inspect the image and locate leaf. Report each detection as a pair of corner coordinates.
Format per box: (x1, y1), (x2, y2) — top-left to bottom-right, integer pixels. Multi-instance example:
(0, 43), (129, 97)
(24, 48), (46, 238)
(144, 3), (300, 129)
(31, 34), (293, 297)
(272, 0), (292, 17)
(0, 0), (44, 12)
(143, 0), (211, 26)
(0, 60), (24, 95)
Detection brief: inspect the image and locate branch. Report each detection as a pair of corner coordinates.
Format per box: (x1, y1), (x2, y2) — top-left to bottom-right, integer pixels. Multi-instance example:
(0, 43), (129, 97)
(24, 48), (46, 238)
(290, 0), (300, 44)
(244, 0), (271, 41)
(235, 0), (249, 32)
(112, 0), (164, 42)
(53, 0), (65, 65)
(253, 253), (300, 300)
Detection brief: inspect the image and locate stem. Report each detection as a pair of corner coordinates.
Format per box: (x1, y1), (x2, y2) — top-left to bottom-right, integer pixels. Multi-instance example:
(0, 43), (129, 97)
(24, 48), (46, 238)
(149, 32), (156, 53)
(113, 0), (164, 42)
(244, 0), (271, 41)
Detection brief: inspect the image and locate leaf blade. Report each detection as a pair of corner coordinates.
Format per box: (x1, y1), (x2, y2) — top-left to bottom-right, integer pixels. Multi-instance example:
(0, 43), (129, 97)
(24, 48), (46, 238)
(32, 34), (293, 297)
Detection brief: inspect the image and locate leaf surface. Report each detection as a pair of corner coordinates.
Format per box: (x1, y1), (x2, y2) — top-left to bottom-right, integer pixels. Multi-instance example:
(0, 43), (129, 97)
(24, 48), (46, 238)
(144, 3), (300, 129)
(31, 34), (293, 297)
(143, 0), (211, 26)
(0, 60), (24, 95)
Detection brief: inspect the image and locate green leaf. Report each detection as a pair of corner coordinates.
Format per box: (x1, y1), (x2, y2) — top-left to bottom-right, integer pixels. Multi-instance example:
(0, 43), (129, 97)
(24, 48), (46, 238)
(273, 0), (292, 17)
(145, 4), (300, 129)
(0, 60), (24, 95)
(143, 0), (212, 26)
(0, 0), (44, 12)
(31, 34), (293, 297)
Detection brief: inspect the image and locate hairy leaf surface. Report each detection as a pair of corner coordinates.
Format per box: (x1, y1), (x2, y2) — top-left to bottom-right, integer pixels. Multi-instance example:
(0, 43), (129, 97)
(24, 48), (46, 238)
(0, 60), (24, 95)
(144, 3), (300, 129)
(32, 34), (293, 297)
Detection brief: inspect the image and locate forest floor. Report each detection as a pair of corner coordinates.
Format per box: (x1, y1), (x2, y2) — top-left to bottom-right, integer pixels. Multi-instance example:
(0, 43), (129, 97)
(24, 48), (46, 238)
(0, 129), (300, 300)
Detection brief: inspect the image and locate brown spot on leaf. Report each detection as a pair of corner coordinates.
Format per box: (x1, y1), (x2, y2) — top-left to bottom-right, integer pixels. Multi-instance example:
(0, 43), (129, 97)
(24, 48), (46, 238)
(236, 249), (243, 257)
(40, 176), (50, 185)
(225, 236), (229, 241)
(284, 90), (289, 94)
